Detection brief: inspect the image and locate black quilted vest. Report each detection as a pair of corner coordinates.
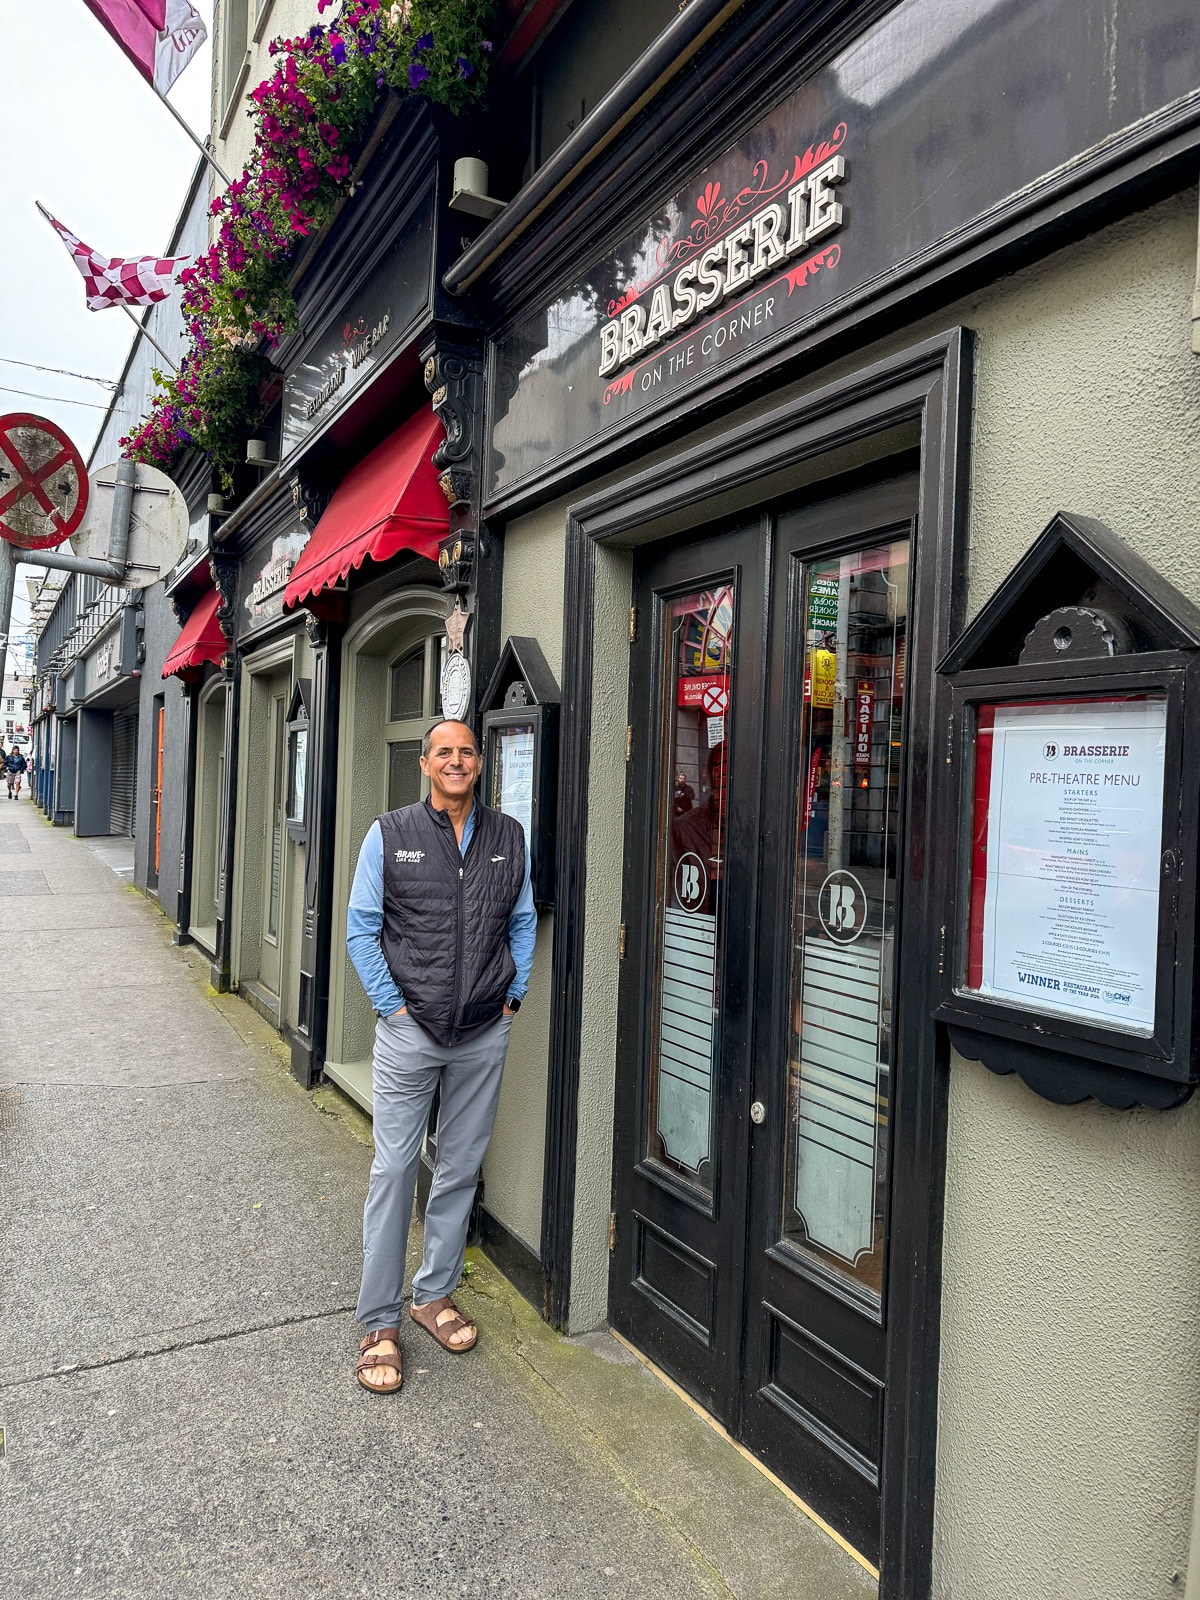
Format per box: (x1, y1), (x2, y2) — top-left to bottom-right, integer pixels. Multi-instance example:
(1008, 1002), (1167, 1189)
(378, 797), (526, 1046)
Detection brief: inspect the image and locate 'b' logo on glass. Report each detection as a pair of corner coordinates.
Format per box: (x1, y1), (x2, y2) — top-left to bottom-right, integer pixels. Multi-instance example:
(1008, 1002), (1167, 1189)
(818, 869), (868, 944)
(674, 851), (708, 914)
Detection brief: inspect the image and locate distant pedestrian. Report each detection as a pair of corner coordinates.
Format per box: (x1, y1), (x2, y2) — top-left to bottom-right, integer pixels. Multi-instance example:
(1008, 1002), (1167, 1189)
(346, 718), (536, 1395)
(3, 745), (27, 800)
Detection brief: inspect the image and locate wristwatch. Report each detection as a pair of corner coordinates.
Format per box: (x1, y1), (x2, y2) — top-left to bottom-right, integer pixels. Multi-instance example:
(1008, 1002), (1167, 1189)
(505, 997), (522, 1015)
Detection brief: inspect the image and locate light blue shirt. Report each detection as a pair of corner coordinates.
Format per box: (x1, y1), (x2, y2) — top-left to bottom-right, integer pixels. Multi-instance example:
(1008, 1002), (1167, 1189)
(346, 801), (537, 1017)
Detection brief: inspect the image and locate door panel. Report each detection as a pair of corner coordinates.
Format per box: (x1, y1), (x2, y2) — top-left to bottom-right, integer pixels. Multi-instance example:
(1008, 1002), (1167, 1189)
(742, 484), (916, 1564)
(259, 676), (289, 997)
(610, 522), (765, 1423)
(612, 475), (918, 1564)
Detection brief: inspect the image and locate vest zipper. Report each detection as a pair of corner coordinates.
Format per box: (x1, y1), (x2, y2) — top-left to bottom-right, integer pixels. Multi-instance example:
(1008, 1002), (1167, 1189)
(448, 815), (479, 1035)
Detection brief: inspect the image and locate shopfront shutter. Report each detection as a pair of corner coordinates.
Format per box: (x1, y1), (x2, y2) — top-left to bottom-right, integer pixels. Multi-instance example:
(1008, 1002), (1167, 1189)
(110, 708), (139, 837)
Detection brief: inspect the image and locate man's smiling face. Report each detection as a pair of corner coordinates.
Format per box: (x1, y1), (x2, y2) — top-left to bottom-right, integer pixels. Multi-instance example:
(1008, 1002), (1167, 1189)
(420, 720), (480, 808)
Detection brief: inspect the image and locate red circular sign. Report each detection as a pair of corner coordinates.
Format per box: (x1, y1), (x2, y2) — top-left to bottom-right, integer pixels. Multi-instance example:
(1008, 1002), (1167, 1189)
(0, 413), (89, 550)
(701, 681), (729, 715)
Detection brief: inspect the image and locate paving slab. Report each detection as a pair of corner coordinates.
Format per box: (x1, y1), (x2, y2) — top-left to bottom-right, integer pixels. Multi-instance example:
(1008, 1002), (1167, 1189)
(0, 869), (51, 896)
(5, 923), (190, 993)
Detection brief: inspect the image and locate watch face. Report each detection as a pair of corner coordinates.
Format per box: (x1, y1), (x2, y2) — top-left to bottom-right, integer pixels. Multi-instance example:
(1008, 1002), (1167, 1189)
(441, 652), (471, 720)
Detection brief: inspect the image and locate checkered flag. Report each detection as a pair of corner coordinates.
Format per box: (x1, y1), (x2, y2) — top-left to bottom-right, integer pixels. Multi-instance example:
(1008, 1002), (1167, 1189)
(37, 203), (189, 313)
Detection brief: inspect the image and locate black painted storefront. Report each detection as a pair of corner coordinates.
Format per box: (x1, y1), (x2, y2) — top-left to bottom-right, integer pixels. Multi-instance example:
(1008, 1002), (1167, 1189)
(199, 94), (499, 1089)
(449, 0), (1200, 1590)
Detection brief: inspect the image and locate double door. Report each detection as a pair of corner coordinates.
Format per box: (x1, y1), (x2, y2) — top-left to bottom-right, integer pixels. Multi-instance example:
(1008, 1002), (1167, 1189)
(611, 475), (918, 1563)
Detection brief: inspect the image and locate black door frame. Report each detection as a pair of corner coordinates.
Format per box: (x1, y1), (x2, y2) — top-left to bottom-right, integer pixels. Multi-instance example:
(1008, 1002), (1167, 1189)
(541, 328), (972, 1598)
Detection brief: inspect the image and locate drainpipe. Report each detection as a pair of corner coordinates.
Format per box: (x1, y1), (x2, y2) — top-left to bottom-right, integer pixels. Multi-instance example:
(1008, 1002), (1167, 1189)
(1192, 186), (1200, 354)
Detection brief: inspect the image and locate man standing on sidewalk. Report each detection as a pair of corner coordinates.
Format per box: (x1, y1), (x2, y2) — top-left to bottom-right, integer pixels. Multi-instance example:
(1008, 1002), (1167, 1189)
(346, 718), (536, 1394)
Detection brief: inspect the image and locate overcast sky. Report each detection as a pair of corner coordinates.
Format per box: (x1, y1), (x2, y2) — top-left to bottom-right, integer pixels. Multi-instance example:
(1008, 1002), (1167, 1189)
(0, 0), (214, 663)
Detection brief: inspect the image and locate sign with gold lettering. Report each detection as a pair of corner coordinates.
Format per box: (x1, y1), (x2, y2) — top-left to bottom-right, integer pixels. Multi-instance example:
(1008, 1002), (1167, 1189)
(281, 187), (433, 459)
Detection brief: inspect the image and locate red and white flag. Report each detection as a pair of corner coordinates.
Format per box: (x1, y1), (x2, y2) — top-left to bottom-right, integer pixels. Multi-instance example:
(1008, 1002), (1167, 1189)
(37, 204), (189, 312)
(82, 0), (207, 97)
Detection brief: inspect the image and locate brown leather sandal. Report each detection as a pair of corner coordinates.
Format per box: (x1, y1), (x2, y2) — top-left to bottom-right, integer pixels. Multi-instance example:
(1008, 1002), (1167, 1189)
(410, 1295), (477, 1353)
(356, 1327), (402, 1394)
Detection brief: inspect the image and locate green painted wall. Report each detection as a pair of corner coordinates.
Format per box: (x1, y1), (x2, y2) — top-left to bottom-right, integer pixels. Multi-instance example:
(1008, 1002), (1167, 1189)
(929, 187), (1200, 1600)
(493, 180), (1200, 1594)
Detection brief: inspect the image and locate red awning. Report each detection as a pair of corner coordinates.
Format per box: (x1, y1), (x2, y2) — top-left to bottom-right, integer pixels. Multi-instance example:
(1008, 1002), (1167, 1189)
(283, 409), (446, 610)
(162, 587), (224, 680)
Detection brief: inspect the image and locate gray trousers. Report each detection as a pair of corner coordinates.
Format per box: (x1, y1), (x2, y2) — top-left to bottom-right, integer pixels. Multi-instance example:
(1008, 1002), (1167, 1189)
(356, 1009), (512, 1330)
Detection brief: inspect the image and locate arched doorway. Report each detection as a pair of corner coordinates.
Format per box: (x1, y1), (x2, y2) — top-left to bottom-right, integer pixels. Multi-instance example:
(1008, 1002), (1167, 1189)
(323, 588), (449, 1105)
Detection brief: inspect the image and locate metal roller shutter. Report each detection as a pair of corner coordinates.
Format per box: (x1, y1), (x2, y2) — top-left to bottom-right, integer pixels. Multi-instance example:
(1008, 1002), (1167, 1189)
(110, 709), (139, 837)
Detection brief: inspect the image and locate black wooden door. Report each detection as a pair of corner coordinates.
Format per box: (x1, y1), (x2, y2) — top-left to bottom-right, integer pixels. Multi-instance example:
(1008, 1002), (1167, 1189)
(740, 476), (918, 1565)
(611, 473), (919, 1565)
(610, 519), (767, 1424)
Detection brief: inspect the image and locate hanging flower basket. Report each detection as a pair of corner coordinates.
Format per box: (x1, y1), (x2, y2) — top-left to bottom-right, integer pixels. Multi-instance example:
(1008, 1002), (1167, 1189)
(121, 0), (494, 489)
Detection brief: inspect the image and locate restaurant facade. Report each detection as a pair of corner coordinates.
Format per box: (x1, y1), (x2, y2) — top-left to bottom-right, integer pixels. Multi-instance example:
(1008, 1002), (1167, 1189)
(111, 2), (1200, 1596)
(430, 2), (1200, 1597)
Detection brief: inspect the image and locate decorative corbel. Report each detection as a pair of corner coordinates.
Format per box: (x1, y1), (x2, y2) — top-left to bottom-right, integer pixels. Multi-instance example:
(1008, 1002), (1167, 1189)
(289, 473), (331, 527)
(209, 547), (239, 654)
(422, 334), (484, 521)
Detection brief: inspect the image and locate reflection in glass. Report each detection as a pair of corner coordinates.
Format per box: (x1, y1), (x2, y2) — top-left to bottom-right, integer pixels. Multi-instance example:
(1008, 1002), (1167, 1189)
(288, 726), (308, 824)
(783, 540), (908, 1299)
(268, 695), (286, 940)
(389, 646), (425, 722)
(647, 585), (734, 1193)
(387, 739), (423, 811)
(490, 722), (535, 848)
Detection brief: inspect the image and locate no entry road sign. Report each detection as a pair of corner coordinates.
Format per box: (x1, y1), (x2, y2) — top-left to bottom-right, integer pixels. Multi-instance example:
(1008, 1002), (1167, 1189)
(0, 413), (88, 550)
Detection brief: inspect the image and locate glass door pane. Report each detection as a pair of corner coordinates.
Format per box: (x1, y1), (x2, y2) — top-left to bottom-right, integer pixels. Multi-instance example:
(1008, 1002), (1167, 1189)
(783, 539), (908, 1298)
(387, 738), (423, 809)
(267, 694), (286, 941)
(648, 584), (735, 1193)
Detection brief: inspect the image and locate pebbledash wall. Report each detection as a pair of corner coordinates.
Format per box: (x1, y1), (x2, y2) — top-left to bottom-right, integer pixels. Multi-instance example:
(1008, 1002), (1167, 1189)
(494, 184), (1200, 1600)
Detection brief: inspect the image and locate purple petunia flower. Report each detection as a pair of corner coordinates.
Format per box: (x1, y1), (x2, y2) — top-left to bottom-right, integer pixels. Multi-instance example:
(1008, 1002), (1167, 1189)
(408, 61), (429, 88)
(330, 36), (347, 63)
(457, 56), (473, 78)
(414, 32), (433, 50)
(481, 40), (492, 52)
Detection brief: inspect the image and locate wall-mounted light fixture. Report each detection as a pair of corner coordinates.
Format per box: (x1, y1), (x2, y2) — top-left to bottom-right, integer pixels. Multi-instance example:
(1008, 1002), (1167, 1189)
(448, 158), (506, 221)
(246, 439), (278, 469)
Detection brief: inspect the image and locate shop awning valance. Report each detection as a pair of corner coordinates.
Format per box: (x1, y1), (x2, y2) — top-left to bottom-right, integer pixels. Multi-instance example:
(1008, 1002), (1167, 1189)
(283, 410), (445, 610)
(161, 588), (224, 680)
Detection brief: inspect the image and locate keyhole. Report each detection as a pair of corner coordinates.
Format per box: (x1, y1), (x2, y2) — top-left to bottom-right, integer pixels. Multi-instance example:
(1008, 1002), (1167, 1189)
(1053, 626), (1073, 651)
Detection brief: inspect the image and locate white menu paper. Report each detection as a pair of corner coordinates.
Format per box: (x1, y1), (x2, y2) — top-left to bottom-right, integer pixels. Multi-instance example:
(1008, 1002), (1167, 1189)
(975, 698), (1167, 1032)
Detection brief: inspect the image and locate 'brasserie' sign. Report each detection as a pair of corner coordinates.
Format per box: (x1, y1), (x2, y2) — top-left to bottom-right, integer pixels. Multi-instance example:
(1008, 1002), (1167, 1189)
(597, 138), (845, 388)
(488, 0), (1200, 498)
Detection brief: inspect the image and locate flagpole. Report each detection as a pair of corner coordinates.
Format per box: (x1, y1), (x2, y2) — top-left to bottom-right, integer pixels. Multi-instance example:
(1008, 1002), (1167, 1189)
(119, 304), (179, 373)
(158, 92), (232, 187)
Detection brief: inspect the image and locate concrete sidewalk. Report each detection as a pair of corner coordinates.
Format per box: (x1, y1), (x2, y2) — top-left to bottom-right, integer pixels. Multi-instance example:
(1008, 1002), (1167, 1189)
(0, 797), (876, 1600)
